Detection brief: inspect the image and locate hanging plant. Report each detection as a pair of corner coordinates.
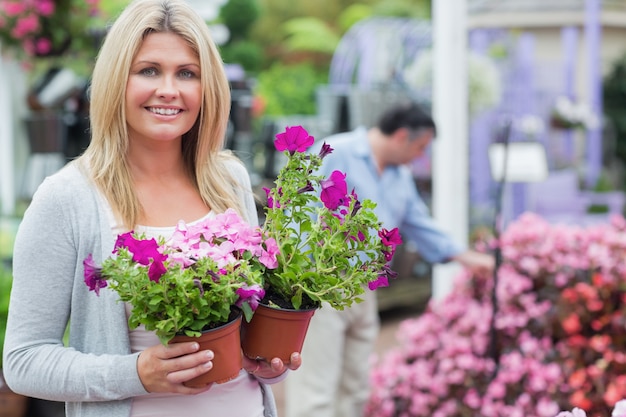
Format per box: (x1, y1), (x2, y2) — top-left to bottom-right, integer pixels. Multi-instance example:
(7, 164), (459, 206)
(0, 0), (102, 60)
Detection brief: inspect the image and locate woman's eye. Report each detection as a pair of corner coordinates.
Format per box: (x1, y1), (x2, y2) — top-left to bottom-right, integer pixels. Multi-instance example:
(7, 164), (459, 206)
(179, 69), (197, 79)
(140, 67), (158, 77)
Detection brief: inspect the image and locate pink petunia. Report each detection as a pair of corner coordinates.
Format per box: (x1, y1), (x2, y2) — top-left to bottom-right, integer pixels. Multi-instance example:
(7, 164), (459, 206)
(320, 170), (347, 210)
(274, 125), (314, 153)
(235, 284), (265, 310)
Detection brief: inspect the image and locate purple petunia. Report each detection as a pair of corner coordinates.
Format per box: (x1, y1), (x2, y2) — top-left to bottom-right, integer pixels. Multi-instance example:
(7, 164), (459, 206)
(83, 254), (107, 295)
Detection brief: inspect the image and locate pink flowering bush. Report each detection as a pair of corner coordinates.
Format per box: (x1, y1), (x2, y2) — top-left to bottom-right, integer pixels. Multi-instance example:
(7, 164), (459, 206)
(83, 209), (276, 344)
(366, 213), (626, 417)
(0, 0), (101, 59)
(261, 125), (402, 310)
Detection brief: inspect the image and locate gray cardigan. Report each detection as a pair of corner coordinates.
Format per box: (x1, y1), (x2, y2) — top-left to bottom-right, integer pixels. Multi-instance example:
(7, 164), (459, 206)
(3, 159), (278, 417)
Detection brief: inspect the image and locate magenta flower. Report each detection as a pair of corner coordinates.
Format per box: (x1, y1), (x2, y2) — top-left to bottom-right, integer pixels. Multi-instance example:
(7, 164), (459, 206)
(236, 284), (266, 310)
(34, 37), (51, 55)
(83, 254), (107, 295)
(297, 182), (315, 194)
(113, 232), (169, 282)
(379, 228), (403, 248)
(274, 125), (314, 153)
(368, 275), (388, 290)
(320, 170), (348, 210)
(148, 259), (167, 283)
(318, 142), (333, 159)
(115, 232), (163, 265)
(263, 187), (281, 209)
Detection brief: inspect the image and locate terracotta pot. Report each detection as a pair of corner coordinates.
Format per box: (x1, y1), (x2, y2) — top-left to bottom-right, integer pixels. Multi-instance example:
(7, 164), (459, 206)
(171, 314), (243, 388)
(0, 371), (28, 417)
(240, 303), (317, 364)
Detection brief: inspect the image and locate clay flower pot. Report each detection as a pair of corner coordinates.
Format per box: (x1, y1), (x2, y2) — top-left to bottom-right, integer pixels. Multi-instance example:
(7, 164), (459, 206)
(240, 303), (317, 364)
(171, 314), (243, 387)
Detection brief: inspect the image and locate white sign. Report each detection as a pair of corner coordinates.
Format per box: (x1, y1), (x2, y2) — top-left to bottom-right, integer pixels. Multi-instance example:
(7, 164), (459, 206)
(488, 142), (549, 183)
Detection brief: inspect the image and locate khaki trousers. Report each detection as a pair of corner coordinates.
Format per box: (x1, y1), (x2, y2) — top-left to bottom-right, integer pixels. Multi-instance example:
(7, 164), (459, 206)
(284, 290), (380, 417)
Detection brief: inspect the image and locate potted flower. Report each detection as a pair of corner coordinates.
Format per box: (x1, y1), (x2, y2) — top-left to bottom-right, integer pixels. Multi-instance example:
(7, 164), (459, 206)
(83, 208), (274, 386)
(240, 125), (402, 362)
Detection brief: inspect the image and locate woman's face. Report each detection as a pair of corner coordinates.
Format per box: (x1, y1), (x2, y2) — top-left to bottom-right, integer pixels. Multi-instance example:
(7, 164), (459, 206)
(125, 31), (202, 146)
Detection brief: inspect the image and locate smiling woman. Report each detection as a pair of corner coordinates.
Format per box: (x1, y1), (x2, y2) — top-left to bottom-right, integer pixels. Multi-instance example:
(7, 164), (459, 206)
(2, 1), (300, 417)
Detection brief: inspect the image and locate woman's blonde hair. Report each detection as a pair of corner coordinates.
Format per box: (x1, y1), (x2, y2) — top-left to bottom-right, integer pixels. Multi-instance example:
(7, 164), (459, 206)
(81, 0), (245, 229)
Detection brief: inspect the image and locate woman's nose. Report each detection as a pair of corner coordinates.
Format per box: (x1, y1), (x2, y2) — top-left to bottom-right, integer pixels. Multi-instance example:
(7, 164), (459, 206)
(156, 75), (179, 99)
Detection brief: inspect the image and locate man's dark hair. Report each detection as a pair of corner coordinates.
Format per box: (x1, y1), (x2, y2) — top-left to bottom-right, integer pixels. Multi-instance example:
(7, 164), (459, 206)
(377, 102), (437, 137)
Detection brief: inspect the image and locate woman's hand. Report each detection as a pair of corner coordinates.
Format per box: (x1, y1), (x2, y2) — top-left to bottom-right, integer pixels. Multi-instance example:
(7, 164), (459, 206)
(243, 352), (302, 379)
(137, 341), (215, 394)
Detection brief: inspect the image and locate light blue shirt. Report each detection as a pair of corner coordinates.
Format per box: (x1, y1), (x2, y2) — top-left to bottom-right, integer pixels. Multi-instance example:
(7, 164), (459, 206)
(313, 127), (464, 264)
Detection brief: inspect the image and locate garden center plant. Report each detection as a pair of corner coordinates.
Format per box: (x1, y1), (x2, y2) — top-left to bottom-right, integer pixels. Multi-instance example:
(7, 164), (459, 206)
(83, 209), (274, 345)
(260, 125), (402, 310)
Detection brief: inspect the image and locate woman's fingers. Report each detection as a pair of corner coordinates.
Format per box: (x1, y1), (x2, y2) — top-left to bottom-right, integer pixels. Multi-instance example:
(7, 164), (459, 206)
(137, 342), (215, 393)
(243, 351), (302, 378)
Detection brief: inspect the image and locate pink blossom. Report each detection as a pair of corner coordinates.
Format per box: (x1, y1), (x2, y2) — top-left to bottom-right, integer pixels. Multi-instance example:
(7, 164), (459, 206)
(34, 37), (51, 55)
(35, 0), (55, 16)
(12, 14), (39, 38)
(320, 170), (347, 210)
(274, 125), (314, 153)
(2, 1), (26, 16)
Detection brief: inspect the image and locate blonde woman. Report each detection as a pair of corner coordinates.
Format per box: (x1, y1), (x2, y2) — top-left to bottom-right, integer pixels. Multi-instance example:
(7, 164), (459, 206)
(3, 1), (300, 416)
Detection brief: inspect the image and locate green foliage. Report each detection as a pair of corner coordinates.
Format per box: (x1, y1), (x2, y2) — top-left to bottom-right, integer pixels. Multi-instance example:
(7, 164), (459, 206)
(587, 204), (609, 214)
(0, 265), (12, 369)
(255, 62), (327, 115)
(219, 0), (260, 40)
(337, 4), (374, 32)
(220, 40), (264, 73)
(282, 17), (341, 54)
(105, 251), (243, 343)
(99, 0), (130, 18)
(592, 171), (614, 193)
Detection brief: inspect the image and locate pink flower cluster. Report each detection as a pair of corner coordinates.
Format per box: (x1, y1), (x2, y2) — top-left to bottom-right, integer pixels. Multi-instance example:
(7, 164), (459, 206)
(166, 208), (278, 271)
(366, 213), (626, 417)
(0, 0), (100, 57)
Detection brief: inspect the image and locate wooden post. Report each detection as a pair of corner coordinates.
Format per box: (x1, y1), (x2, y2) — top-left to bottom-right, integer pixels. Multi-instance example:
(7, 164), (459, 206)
(431, 0), (469, 300)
